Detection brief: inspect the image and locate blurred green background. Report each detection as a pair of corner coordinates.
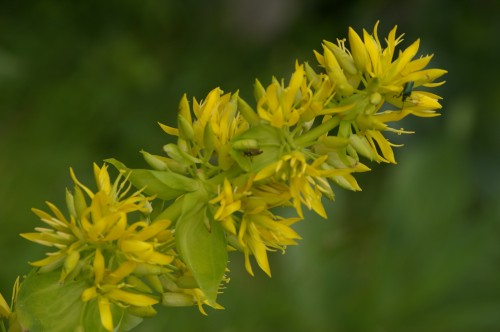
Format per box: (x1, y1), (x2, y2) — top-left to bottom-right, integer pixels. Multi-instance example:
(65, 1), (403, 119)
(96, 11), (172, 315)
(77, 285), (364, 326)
(1, 0), (499, 331)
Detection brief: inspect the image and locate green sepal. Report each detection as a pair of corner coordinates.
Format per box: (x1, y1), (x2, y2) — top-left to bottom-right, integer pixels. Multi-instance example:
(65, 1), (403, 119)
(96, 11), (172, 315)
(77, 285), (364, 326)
(175, 191), (227, 307)
(14, 270), (142, 332)
(105, 158), (199, 201)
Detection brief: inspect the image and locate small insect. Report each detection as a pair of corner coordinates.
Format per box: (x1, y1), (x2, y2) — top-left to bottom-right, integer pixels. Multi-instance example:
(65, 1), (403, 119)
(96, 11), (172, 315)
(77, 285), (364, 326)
(243, 148), (263, 157)
(400, 81), (414, 102)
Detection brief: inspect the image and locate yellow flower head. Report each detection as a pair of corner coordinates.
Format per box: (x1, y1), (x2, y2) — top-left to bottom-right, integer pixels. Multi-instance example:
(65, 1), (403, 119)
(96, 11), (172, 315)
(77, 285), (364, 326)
(238, 211), (301, 277)
(160, 88), (250, 170)
(81, 256), (159, 332)
(307, 22), (447, 165)
(256, 64), (311, 128)
(23, 163), (175, 287)
(254, 151), (343, 218)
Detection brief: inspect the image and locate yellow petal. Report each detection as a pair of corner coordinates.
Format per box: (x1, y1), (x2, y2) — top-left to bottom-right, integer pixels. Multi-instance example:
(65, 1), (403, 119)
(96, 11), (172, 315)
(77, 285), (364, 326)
(106, 288), (158, 306)
(133, 219), (171, 241)
(158, 122), (179, 136)
(348, 27), (368, 71)
(81, 286), (98, 302)
(98, 296), (114, 332)
(94, 249), (105, 284)
(29, 252), (65, 267)
(106, 261), (137, 285)
(248, 223), (271, 277)
(0, 292), (11, 318)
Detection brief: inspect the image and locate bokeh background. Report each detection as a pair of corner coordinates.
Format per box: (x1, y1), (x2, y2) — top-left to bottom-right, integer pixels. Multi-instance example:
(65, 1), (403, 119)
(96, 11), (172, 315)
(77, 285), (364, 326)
(1, 0), (499, 331)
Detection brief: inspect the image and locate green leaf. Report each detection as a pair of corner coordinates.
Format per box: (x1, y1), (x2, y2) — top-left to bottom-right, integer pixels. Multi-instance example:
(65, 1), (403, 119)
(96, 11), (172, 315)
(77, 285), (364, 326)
(175, 192), (227, 306)
(105, 158), (199, 200)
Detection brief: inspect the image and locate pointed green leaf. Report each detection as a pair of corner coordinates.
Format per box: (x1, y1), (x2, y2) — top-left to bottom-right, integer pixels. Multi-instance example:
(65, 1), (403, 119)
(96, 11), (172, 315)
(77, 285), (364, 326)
(175, 192), (227, 306)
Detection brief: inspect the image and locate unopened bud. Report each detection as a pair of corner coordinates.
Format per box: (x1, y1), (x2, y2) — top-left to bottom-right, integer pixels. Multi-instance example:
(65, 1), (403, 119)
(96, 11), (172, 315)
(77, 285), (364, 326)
(127, 305), (157, 318)
(162, 292), (195, 307)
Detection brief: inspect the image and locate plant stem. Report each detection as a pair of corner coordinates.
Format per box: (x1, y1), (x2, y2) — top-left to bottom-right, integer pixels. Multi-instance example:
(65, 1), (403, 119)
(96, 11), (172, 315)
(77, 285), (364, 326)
(295, 117), (341, 146)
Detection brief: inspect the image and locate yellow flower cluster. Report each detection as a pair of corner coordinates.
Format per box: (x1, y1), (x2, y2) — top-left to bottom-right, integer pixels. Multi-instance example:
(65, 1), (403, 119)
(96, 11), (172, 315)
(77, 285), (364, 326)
(199, 22), (445, 276)
(21, 164), (218, 331)
(12, 22), (446, 332)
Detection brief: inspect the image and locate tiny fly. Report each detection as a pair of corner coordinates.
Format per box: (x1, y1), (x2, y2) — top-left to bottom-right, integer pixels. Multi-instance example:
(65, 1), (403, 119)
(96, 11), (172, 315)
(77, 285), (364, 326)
(243, 148), (263, 157)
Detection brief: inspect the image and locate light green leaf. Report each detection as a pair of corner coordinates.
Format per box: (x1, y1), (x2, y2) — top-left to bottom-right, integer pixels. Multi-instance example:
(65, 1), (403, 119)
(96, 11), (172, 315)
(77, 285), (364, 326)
(175, 192), (227, 306)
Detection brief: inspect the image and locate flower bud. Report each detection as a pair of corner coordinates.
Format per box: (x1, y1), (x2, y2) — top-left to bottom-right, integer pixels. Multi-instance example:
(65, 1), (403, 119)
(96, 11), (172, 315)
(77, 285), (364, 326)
(323, 40), (358, 76)
(176, 276), (198, 289)
(349, 134), (377, 161)
(232, 139), (259, 150)
(72, 186), (87, 219)
(322, 45), (354, 96)
(178, 93), (192, 123)
(127, 275), (153, 294)
(144, 274), (164, 293)
(161, 292), (195, 307)
(60, 250), (80, 282)
(178, 115), (195, 141)
(348, 27), (368, 72)
(65, 189), (77, 219)
(127, 305), (157, 318)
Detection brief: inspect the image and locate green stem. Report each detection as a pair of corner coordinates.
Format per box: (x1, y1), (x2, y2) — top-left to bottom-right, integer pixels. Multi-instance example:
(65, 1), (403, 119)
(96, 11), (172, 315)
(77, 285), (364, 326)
(295, 117), (341, 146)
